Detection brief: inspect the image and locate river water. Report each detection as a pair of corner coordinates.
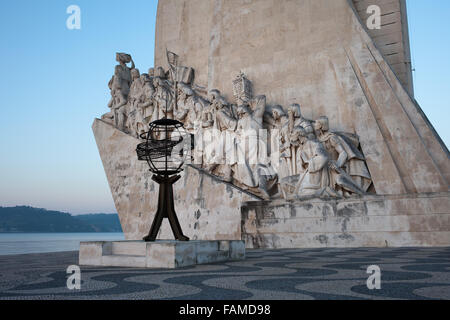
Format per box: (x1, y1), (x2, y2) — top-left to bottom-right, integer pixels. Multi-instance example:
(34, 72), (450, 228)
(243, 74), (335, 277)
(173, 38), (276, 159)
(0, 233), (125, 255)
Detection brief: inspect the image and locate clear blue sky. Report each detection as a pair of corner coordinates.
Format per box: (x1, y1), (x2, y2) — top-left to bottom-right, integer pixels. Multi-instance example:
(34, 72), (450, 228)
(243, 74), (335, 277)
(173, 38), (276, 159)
(0, 1), (448, 214)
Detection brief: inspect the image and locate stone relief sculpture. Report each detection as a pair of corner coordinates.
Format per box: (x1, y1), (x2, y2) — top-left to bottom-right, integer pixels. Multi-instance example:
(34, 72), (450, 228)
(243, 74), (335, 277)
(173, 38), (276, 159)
(288, 126), (332, 197)
(101, 52), (373, 201)
(125, 68), (142, 136)
(102, 53), (135, 131)
(175, 83), (205, 131)
(135, 73), (155, 137)
(314, 116), (372, 194)
(266, 105), (288, 130)
(152, 75), (173, 121)
(233, 71), (253, 104)
(232, 95), (278, 199)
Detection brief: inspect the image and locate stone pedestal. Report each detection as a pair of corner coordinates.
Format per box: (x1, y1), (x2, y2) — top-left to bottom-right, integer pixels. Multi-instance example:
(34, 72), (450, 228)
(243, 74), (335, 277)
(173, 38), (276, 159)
(79, 240), (245, 269)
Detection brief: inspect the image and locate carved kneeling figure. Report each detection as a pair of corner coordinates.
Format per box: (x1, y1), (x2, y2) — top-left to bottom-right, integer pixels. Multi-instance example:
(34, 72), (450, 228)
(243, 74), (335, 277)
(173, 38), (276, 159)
(280, 127), (365, 200)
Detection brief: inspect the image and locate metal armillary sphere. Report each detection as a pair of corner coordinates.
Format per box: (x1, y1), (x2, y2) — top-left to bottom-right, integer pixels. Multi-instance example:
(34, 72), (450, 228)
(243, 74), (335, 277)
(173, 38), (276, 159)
(137, 119), (187, 176)
(136, 51), (190, 242)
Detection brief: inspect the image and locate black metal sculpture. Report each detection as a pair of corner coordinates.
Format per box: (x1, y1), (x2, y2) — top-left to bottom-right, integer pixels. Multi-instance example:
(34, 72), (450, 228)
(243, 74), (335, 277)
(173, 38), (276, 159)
(136, 51), (190, 242)
(137, 119), (190, 242)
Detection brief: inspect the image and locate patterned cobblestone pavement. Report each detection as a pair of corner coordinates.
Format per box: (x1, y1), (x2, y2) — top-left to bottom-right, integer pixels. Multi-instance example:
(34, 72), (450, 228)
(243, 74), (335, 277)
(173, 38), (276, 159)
(0, 247), (449, 300)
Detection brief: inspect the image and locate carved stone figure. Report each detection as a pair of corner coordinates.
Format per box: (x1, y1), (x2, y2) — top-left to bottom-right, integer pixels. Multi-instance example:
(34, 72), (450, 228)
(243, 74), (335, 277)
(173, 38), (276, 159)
(203, 89), (236, 180)
(108, 53), (135, 131)
(281, 124), (368, 199)
(288, 104), (313, 137)
(279, 104), (316, 177)
(175, 83), (192, 121)
(154, 66), (167, 79)
(212, 90), (237, 132)
(314, 116), (372, 194)
(152, 77), (173, 121)
(267, 105), (288, 130)
(233, 96), (277, 199)
(263, 105), (289, 179)
(279, 123), (294, 177)
(195, 99), (215, 168)
(126, 68), (142, 135)
(101, 79), (116, 125)
(175, 83), (203, 131)
(284, 127), (333, 198)
(135, 73), (155, 137)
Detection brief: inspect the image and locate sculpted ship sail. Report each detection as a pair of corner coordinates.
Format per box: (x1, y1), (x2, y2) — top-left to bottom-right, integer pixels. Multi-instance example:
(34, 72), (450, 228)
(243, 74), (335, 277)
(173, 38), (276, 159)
(93, 0), (449, 248)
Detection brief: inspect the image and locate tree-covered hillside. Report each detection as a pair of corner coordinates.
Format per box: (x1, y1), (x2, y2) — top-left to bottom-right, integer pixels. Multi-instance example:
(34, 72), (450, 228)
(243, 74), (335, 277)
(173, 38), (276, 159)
(0, 206), (122, 233)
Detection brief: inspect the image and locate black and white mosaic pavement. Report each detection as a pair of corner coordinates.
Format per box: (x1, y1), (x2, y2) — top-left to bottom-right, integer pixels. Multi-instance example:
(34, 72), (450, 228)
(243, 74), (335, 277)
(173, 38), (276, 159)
(0, 247), (449, 300)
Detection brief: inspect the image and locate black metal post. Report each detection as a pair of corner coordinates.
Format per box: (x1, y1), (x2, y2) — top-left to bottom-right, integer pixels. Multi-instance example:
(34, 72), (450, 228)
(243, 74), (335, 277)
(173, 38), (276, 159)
(143, 174), (189, 242)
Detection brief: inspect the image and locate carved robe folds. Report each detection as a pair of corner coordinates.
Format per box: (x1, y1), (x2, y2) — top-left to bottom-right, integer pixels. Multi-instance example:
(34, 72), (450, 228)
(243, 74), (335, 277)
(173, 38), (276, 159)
(297, 139), (330, 196)
(319, 132), (371, 193)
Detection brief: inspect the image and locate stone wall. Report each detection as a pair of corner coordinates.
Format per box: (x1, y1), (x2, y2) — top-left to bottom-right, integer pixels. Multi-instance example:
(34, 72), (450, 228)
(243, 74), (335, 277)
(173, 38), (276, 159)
(242, 192), (450, 248)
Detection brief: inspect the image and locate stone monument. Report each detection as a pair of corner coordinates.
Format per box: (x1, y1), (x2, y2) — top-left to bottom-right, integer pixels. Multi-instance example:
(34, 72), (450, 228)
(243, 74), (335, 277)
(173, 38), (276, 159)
(83, 0), (449, 264)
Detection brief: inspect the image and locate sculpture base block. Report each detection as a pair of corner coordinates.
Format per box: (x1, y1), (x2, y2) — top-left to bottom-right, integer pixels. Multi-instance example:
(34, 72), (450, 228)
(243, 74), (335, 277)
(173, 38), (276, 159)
(242, 192), (450, 249)
(79, 240), (245, 269)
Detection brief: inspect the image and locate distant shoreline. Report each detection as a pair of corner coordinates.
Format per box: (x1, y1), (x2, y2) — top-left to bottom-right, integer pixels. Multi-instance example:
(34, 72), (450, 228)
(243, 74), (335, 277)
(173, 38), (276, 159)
(0, 232), (125, 256)
(0, 206), (123, 233)
(0, 231), (122, 234)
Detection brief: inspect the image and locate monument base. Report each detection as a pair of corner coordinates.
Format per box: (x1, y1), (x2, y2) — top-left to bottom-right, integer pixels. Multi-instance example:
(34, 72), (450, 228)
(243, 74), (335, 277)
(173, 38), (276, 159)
(242, 192), (450, 249)
(79, 240), (245, 269)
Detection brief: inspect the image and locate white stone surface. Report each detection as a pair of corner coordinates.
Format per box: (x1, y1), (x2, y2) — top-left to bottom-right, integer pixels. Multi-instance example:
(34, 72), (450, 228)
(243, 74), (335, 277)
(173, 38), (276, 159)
(242, 192), (450, 248)
(155, 0), (449, 194)
(79, 240), (245, 269)
(93, 118), (258, 242)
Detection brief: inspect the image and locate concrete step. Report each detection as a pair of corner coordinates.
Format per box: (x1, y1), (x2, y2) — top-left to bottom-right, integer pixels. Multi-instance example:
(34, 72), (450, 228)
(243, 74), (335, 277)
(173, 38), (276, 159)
(244, 231), (450, 249)
(80, 240), (246, 269)
(243, 214), (450, 234)
(243, 193), (450, 220)
(101, 254), (147, 268)
(110, 241), (147, 256)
